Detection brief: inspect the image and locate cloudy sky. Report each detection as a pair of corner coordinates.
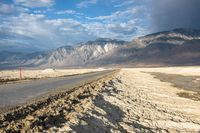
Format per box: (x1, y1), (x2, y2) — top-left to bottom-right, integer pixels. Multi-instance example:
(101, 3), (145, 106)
(0, 0), (200, 52)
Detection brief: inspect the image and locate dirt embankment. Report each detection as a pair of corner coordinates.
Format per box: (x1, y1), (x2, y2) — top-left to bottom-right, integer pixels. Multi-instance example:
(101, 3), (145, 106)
(0, 73), (114, 132)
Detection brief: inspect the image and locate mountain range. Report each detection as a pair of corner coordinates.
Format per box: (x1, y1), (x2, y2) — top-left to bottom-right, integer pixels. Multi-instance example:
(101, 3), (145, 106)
(0, 28), (200, 69)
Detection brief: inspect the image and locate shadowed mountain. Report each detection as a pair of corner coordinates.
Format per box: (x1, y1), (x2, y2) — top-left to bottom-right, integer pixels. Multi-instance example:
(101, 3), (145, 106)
(85, 28), (200, 67)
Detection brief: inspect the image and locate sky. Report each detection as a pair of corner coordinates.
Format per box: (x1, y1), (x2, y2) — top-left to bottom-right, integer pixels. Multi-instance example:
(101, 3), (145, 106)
(0, 0), (200, 52)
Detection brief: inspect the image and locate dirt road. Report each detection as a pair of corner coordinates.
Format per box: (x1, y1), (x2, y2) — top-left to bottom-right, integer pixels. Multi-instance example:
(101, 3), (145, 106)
(0, 70), (115, 111)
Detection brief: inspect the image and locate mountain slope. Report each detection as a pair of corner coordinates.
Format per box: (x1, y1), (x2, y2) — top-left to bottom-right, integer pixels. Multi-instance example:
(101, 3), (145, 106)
(136, 28), (200, 47)
(86, 28), (200, 67)
(23, 38), (128, 68)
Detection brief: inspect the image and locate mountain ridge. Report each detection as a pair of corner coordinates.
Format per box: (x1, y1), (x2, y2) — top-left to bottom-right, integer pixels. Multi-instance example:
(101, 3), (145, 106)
(1, 28), (200, 69)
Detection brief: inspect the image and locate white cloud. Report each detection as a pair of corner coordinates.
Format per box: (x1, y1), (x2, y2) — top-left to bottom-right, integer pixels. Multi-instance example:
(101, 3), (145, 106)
(0, 13), (95, 50)
(114, 0), (135, 8)
(56, 10), (77, 15)
(0, 4), (15, 14)
(33, 10), (46, 14)
(86, 7), (142, 22)
(0, 13), (60, 49)
(33, 8), (55, 14)
(45, 18), (81, 27)
(84, 7), (148, 40)
(82, 20), (141, 40)
(0, 1), (150, 51)
(77, 0), (97, 8)
(14, 0), (54, 8)
(0, 3), (29, 14)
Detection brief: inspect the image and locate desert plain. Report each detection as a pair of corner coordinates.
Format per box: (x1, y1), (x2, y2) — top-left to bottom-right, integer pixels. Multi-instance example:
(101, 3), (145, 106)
(0, 66), (200, 132)
(0, 68), (106, 83)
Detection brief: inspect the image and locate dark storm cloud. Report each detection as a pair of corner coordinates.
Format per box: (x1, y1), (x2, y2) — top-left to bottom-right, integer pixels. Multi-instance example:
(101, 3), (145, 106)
(149, 0), (200, 32)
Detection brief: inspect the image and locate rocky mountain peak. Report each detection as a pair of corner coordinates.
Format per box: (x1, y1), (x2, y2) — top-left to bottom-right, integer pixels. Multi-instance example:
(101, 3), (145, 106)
(83, 38), (128, 46)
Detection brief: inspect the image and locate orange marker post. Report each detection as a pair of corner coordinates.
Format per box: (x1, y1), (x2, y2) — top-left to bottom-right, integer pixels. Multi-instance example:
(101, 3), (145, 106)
(20, 68), (22, 80)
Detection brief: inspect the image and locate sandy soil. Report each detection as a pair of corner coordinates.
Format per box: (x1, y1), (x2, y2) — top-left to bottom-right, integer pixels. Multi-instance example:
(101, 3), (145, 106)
(1, 67), (200, 132)
(131, 66), (200, 76)
(0, 68), (105, 82)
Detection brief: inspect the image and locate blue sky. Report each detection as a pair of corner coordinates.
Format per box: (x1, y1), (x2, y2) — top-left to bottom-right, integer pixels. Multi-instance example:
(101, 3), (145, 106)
(0, 0), (200, 52)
